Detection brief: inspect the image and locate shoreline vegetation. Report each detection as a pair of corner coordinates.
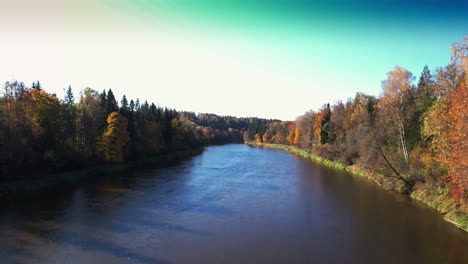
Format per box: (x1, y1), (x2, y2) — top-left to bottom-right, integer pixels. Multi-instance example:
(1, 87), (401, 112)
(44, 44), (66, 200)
(247, 142), (467, 232)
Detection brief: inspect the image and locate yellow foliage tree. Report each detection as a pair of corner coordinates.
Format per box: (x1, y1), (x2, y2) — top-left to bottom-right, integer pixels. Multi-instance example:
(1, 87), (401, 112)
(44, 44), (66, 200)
(293, 127), (301, 145)
(170, 117), (196, 149)
(28, 89), (62, 138)
(97, 112), (129, 162)
(262, 133), (268, 143)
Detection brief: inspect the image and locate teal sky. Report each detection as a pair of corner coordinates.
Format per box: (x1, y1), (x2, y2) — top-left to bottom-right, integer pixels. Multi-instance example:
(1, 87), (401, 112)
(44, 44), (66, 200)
(1, 0), (467, 120)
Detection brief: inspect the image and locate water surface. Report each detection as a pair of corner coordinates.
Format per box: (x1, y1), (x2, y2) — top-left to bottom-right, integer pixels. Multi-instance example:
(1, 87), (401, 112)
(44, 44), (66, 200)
(0, 144), (466, 263)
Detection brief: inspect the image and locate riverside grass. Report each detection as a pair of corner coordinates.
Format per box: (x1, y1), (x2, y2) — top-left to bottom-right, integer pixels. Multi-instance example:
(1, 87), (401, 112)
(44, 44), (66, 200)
(248, 142), (468, 232)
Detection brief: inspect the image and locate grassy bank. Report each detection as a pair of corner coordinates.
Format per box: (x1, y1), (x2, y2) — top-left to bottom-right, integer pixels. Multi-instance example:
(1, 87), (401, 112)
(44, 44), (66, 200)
(0, 147), (203, 200)
(248, 142), (468, 232)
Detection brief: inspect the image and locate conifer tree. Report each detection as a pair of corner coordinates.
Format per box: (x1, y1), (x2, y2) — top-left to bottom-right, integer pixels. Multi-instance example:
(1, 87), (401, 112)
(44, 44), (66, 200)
(64, 86), (74, 105)
(106, 89), (119, 114)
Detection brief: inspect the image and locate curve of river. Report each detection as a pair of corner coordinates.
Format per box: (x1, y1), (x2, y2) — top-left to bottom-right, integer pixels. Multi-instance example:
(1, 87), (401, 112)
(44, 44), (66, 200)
(0, 144), (466, 263)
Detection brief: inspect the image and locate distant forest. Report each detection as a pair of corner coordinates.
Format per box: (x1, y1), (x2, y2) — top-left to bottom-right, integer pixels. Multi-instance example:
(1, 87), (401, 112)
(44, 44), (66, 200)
(0, 83), (276, 179)
(246, 37), (467, 202)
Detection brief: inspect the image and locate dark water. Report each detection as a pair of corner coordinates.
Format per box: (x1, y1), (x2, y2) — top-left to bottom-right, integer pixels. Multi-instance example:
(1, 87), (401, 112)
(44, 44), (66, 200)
(0, 144), (466, 264)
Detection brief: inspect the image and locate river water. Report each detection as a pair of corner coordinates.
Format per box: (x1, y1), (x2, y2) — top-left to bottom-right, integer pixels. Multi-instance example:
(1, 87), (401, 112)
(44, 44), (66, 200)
(0, 144), (466, 264)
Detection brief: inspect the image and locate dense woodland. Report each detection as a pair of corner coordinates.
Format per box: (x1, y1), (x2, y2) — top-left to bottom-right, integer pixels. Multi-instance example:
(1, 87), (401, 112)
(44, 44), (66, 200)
(247, 38), (467, 203)
(0, 83), (275, 179)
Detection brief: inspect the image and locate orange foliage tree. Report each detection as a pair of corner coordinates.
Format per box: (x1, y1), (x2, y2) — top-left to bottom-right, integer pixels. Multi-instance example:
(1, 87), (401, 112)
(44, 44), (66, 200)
(293, 127), (301, 145)
(445, 51), (467, 200)
(254, 133), (262, 143)
(313, 112), (324, 143)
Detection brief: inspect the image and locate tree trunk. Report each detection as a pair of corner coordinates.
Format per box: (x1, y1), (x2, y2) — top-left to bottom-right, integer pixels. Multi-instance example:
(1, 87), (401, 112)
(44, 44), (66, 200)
(398, 119), (409, 164)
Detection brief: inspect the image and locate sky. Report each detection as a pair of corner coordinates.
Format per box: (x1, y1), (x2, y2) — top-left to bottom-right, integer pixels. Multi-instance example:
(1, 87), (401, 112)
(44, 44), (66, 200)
(0, 0), (467, 120)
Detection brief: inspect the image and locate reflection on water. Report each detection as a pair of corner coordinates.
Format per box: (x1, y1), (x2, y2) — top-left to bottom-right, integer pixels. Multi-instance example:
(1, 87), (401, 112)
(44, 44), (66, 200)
(0, 144), (467, 264)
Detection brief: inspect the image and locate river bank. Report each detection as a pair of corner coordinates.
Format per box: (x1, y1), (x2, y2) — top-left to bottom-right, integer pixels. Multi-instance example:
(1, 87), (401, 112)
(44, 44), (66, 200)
(247, 142), (468, 232)
(0, 147), (204, 200)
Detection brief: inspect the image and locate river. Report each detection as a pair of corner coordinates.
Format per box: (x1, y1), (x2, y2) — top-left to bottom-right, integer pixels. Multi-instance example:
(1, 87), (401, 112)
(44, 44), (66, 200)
(0, 144), (466, 263)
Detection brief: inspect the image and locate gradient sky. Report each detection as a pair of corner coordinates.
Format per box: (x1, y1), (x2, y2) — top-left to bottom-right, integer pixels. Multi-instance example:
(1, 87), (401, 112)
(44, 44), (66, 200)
(1, 0), (467, 120)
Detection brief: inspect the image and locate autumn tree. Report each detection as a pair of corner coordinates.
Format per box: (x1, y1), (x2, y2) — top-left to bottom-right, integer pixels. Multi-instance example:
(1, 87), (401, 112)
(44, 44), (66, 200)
(28, 88), (65, 160)
(445, 77), (467, 199)
(277, 122), (289, 144)
(369, 66), (423, 189)
(340, 93), (376, 165)
(77, 88), (105, 157)
(243, 131), (249, 143)
(254, 133), (262, 144)
(170, 117), (197, 150)
(421, 83), (452, 181)
(328, 101), (346, 161)
(287, 125), (295, 145)
(97, 112), (129, 162)
(378, 66), (417, 167)
(295, 111), (315, 148)
(313, 112), (324, 144)
(444, 37), (467, 199)
(264, 122), (281, 144)
(293, 127), (301, 145)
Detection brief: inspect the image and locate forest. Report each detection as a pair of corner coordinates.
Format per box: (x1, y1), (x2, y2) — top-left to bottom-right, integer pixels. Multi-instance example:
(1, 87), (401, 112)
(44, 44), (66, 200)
(0, 83), (275, 180)
(246, 38), (467, 208)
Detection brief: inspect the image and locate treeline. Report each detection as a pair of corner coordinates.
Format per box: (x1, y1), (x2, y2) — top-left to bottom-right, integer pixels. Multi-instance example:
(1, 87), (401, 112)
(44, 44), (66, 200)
(0, 84), (272, 180)
(179, 112), (279, 145)
(247, 37), (467, 202)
